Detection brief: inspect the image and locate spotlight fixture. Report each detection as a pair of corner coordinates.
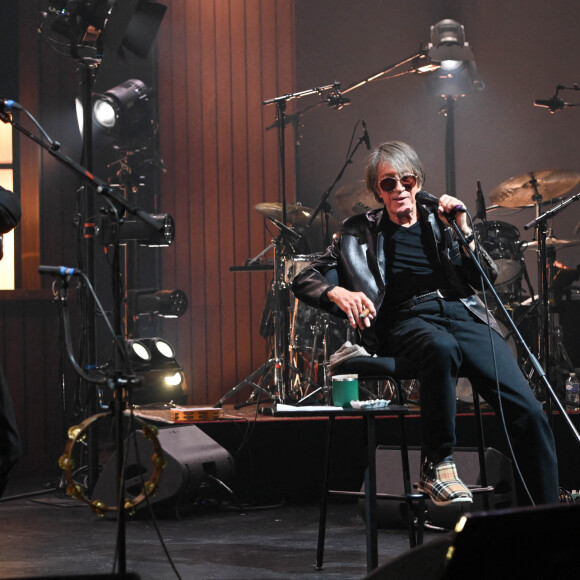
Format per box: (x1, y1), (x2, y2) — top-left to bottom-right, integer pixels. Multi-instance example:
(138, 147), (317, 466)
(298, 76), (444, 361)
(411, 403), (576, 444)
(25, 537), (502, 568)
(427, 19), (475, 65)
(48, 0), (111, 49)
(93, 79), (153, 146)
(427, 19), (478, 97)
(129, 289), (189, 319)
(98, 213), (175, 247)
(126, 337), (188, 405)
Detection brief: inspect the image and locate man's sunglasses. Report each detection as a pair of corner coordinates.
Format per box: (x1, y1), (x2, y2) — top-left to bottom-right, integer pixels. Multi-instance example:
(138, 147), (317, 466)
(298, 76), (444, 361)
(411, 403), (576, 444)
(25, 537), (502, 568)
(379, 174), (417, 193)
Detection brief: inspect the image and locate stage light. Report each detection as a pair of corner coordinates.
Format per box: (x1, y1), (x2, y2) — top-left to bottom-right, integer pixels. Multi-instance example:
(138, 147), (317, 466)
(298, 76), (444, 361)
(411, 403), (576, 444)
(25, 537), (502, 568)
(126, 338), (188, 405)
(98, 213), (175, 247)
(128, 339), (151, 362)
(426, 19), (478, 97)
(92, 79), (153, 147)
(427, 19), (475, 65)
(130, 289), (189, 319)
(48, 0), (111, 47)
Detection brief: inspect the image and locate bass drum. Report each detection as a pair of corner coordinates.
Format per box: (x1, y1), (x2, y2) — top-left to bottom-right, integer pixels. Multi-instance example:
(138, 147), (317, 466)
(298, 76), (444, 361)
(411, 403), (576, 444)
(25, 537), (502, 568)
(474, 221), (523, 286)
(289, 297), (349, 353)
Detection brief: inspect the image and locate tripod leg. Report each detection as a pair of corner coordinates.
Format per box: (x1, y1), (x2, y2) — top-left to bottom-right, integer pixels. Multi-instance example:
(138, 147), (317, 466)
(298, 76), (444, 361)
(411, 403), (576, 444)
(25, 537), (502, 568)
(213, 360), (277, 408)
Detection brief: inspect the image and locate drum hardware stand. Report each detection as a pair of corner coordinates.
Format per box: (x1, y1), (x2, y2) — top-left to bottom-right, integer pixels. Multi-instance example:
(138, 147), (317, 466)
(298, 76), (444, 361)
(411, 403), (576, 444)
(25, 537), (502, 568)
(296, 313), (333, 406)
(519, 254), (535, 301)
(216, 233), (297, 409)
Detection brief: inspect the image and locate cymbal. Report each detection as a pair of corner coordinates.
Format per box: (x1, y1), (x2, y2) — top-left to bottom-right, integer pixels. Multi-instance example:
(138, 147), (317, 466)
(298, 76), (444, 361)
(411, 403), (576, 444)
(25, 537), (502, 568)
(333, 180), (382, 216)
(254, 202), (315, 225)
(520, 237), (580, 251)
(489, 169), (580, 208)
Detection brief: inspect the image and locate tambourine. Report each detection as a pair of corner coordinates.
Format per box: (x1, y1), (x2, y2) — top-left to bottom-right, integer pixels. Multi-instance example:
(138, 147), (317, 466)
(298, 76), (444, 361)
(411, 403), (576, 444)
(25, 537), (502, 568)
(58, 412), (165, 516)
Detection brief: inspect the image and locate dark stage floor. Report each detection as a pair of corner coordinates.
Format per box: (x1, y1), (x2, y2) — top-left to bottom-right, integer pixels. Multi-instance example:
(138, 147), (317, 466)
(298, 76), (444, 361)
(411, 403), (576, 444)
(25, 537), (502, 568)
(0, 478), (444, 579)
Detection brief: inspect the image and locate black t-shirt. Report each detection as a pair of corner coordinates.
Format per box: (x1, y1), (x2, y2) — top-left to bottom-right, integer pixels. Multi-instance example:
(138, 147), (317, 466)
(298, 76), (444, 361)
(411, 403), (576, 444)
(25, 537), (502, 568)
(381, 217), (451, 308)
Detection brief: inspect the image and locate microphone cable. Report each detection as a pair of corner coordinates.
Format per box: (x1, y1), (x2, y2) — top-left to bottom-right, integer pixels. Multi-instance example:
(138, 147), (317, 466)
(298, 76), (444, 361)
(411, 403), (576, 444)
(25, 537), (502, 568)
(466, 211), (535, 506)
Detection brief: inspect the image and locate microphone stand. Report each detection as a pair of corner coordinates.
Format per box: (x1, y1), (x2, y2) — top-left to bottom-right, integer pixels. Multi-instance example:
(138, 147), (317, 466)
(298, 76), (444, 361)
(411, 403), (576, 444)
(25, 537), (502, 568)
(263, 83), (338, 399)
(446, 212), (580, 449)
(305, 128), (369, 248)
(0, 103), (164, 576)
(270, 49), (431, 132)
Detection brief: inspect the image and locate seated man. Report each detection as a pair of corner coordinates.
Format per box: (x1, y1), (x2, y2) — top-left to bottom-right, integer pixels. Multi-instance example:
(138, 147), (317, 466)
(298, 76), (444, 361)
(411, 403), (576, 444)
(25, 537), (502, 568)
(292, 141), (559, 507)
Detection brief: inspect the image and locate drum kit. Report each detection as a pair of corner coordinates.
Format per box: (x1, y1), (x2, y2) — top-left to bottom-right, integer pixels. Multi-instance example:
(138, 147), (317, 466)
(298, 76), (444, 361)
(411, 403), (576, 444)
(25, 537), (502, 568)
(464, 168), (580, 402)
(222, 166), (580, 408)
(251, 202), (353, 406)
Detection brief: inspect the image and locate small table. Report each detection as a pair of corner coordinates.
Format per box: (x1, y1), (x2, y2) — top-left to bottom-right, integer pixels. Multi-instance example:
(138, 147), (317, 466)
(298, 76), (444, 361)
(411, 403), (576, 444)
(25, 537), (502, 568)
(274, 403), (425, 573)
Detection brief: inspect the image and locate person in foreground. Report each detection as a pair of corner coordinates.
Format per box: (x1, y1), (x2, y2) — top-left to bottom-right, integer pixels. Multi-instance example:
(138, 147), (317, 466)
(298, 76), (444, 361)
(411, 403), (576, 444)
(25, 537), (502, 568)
(292, 141), (559, 507)
(0, 184), (21, 498)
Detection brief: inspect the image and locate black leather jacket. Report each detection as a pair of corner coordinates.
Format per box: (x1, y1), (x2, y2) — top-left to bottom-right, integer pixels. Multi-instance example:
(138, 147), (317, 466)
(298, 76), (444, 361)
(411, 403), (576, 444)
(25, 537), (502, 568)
(292, 204), (501, 353)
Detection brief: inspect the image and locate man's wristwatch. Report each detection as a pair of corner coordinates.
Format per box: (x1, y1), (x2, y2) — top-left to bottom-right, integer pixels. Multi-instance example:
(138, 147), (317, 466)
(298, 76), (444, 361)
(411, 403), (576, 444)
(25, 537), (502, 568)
(463, 231), (475, 244)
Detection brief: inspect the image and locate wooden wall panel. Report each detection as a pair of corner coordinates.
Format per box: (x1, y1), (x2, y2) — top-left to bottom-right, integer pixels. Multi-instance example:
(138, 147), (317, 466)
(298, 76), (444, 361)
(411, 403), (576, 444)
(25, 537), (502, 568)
(157, 0), (296, 405)
(0, 0), (295, 478)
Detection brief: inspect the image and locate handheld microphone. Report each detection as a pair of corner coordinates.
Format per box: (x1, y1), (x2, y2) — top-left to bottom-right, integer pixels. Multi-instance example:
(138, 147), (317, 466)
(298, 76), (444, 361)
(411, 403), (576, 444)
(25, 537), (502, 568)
(361, 120), (371, 150)
(416, 190), (466, 213)
(38, 265), (82, 277)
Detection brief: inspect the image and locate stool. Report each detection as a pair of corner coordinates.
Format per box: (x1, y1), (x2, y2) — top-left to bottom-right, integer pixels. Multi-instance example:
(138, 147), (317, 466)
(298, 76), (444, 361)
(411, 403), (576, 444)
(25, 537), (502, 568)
(316, 355), (494, 573)
(335, 355), (493, 499)
(273, 400), (423, 573)
(315, 406), (426, 573)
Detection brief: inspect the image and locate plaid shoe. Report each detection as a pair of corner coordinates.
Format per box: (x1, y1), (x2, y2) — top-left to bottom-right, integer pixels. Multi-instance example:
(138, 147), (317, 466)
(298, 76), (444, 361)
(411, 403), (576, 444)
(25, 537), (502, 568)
(417, 457), (473, 506)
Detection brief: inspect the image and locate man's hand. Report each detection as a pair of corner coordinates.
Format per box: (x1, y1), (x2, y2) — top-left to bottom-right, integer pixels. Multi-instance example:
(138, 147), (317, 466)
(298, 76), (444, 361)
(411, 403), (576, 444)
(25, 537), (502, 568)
(326, 286), (376, 329)
(437, 194), (475, 252)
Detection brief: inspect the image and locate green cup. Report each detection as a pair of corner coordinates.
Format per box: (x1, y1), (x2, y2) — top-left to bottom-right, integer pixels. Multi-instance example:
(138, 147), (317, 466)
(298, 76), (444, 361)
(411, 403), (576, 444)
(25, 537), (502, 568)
(332, 374), (359, 407)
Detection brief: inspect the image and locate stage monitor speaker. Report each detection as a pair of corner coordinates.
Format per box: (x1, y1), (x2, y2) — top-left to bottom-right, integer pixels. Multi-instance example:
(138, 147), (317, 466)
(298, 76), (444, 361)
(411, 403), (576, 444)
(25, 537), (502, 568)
(4, 576), (141, 579)
(365, 503), (580, 580)
(360, 446), (514, 530)
(92, 425), (234, 512)
(444, 502), (580, 579)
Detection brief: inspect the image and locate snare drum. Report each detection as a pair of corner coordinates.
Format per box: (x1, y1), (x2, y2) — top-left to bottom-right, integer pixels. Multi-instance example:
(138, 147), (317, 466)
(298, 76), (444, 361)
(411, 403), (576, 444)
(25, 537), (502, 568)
(474, 221), (523, 286)
(283, 254), (320, 284)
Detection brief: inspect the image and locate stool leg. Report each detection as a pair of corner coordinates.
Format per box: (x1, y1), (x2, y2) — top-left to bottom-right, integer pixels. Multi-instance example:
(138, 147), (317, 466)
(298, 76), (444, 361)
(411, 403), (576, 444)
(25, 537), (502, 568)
(364, 415), (379, 572)
(399, 414), (422, 548)
(316, 416), (334, 570)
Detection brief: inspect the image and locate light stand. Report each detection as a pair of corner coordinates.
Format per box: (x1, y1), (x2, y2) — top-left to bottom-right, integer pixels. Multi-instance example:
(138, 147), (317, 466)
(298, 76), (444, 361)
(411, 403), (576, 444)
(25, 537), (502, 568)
(79, 59), (101, 494)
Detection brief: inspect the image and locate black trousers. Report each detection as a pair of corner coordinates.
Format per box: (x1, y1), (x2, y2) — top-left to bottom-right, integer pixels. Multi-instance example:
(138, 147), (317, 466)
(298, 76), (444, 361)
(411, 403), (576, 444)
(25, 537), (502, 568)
(384, 298), (560, 506)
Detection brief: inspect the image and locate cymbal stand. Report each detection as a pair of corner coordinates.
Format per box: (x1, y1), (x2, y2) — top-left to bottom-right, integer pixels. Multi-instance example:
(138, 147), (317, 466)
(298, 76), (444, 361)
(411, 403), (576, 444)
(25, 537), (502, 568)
(523, 189), (580, 406)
